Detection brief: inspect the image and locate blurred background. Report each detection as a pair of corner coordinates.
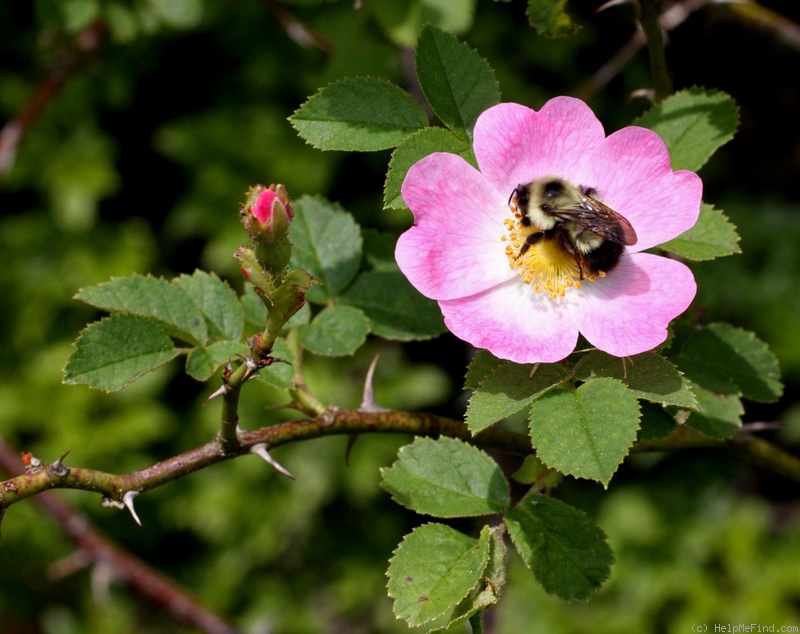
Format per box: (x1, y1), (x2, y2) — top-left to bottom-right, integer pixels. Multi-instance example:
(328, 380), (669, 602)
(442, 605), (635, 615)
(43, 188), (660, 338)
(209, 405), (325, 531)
(1, 1), (799, 632)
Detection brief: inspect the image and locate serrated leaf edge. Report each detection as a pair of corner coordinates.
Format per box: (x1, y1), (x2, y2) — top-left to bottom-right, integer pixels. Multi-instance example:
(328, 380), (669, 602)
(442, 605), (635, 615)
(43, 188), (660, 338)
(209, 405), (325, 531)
(386, 523), (490, 628)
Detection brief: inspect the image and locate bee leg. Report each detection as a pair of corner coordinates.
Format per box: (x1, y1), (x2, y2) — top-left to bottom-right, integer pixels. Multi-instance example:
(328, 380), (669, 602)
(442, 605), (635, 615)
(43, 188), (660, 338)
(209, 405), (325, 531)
(557, 233), (585, 279)
(517, 231), (545, 259)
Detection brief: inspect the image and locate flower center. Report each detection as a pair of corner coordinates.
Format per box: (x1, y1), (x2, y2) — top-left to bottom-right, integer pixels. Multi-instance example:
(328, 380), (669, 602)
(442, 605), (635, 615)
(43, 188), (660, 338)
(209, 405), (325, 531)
(502, 193), (605, 299)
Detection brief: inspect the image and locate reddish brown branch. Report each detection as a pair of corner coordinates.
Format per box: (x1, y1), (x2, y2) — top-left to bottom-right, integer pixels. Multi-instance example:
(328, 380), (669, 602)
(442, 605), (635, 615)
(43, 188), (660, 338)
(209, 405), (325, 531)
(0, 20), (106, 177)
(263, 0), (335, 53)
(0, 439), (237, 634)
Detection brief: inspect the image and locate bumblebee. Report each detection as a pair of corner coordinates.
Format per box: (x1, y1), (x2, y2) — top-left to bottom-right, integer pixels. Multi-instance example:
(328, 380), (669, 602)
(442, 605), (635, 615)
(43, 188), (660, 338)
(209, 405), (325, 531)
(510, 177), (638, 279)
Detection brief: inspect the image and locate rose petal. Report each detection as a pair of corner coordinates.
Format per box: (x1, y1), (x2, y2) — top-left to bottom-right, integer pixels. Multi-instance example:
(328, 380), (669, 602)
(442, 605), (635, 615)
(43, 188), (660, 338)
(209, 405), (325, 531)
(566, 253), (696, 357)
(398, 152), (514, 300)
(473, 98), (606, 197)
(579, 126), (703, 250)
(439, 278), (579, 363)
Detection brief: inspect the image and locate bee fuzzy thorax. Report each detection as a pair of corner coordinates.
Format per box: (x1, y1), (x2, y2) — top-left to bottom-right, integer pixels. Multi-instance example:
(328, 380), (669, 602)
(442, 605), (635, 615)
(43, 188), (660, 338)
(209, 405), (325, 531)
(504, 176), (635, 299)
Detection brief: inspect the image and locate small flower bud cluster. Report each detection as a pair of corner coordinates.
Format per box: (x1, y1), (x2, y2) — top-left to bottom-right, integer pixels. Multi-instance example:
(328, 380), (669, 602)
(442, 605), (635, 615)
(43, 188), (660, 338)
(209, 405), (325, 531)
(236, 183), (318, 363)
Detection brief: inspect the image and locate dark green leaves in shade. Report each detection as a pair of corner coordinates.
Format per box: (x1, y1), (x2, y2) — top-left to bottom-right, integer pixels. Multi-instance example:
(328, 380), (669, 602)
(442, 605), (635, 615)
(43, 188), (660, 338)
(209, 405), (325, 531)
(634, 87), (739, 172)
(298, 305), (370, 356)
(384, 127), (474, 210)
(674, 323), (783, 403)
(64, 314), (179, 391)
(573, 351), (697, 409)
(387, 523), (491, 627)
(381, 437), (510, 517)
(505, 495), (613, 600)
(415, 25), (500, 142)
(660, 203), (741, 261)
(670, 323), (782, 438)
(288, 203), (446, 341)
(466, 360), (570, 433)
(683, 386), (744, 439)
(529, 378), (641, 486)
(289, 196), (363, 304)
(464, 350), (506, 390)
(289, 77), (429, 151)
(526, 0), (581, 38)
(339, 270), (446, 341)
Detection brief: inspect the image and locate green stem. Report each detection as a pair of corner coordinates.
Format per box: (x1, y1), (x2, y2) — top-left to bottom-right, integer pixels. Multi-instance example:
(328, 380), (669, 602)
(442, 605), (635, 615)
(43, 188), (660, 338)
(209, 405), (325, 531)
(217, 361), (248, 452)
(639, 0), (672, 101)
(285, 329), (327, 416)
(469, 612), (483, 634)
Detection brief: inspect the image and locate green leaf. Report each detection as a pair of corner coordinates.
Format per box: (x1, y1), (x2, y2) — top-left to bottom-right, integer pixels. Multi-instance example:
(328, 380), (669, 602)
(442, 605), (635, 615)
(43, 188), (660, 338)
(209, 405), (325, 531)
(415, 25), (500, 141)
(75, 274), (208, 346)
(683, 386), (743, 439)
(289, 77), (428, 151)
(638, 401), (678, 441)
(387, 523), (490, 627)
(381, 437), (510, 517)
(63, 314), (179, 391)
(339, 270), (446, 341)
(384, 127), (474, 210)
(464, 350), (507, 391)
(185, 340), (250, 381)
(633, 87), (740, 172)
(242, 286), (311, 332)
(242, 284), (267, 327)
(574, 351), (697, 409)
(660, 204), (741, 261)
(255, 337), (296, 390)
(290, 196), (363, 304)
(466, 362), (570, 433)
(430, 524), (508, 632)
(675, 323), (783, 403)
(173, 270), (244, 341)
(529, 378), (640, 485)
(362, 229), (400, 271)
(504, 495), (613, 600)
(368, 0), (477, 48)
(298, 305), (370, 356)
(526, 0), (581, 38)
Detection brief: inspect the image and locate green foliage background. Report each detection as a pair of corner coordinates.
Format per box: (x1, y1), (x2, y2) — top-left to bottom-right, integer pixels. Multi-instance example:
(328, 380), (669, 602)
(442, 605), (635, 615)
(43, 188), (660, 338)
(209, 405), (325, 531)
(1, 1), (799, 632)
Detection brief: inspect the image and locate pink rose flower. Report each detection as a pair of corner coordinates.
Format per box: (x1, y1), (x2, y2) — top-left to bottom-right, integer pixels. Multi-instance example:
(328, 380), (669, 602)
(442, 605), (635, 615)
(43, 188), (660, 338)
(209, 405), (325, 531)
(396, 97), (702, 363)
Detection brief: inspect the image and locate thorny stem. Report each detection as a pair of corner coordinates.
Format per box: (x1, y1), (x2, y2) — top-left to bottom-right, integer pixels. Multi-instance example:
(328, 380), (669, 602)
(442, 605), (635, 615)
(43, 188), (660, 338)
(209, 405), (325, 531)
(639, 0), (673, 101)
(217, 361), (248, 452)
(0, 440), (236, 634)
(2, 414), (800, 512)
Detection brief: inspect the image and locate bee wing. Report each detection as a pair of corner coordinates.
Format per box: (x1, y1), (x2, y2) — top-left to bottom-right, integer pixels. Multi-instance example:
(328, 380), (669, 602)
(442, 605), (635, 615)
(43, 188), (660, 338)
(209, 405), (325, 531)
(552, 196), (638, 246)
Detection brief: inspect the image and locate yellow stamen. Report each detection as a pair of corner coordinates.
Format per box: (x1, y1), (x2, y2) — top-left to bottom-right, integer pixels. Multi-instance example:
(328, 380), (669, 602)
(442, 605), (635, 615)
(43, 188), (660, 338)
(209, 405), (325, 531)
(503, 210), (600, 300)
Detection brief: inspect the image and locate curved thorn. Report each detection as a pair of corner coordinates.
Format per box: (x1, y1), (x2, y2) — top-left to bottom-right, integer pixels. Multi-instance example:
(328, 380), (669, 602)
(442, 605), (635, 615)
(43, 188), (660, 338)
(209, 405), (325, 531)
(202, 384), (229, 406)
(359, 355), (391, 413)
(123, 491), (142, 526)
(242, 356), (260, 380)
(50, 450), (71, 476)
(250, 443), (295, 479)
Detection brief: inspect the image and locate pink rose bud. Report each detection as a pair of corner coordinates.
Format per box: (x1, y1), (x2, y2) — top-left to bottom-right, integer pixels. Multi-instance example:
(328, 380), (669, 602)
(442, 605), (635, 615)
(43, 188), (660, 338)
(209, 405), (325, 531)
(241, 184), (293, 245)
